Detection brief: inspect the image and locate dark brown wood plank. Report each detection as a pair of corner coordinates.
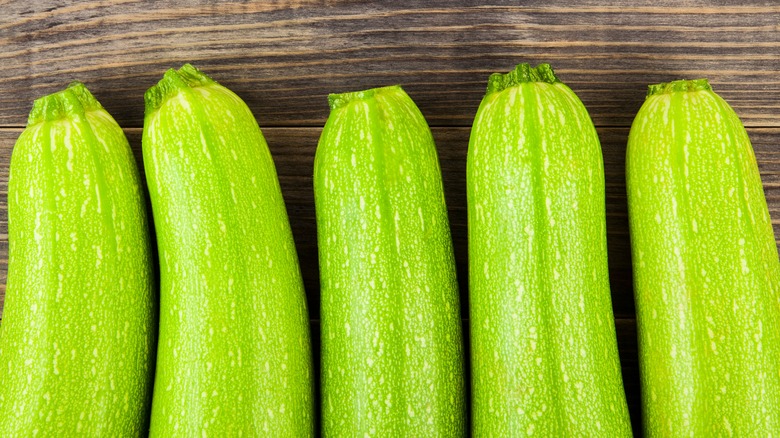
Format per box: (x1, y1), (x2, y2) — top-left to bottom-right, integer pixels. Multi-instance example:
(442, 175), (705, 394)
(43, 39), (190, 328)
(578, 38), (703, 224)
(2, 126), (780, 321)
(614, 318), (641, 434)
(1, 1), (779, 128)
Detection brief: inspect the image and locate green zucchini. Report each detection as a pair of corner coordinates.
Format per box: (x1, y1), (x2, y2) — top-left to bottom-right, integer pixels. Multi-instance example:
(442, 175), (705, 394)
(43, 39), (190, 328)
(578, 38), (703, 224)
(0, 83), (155, 435)
(627, 79), (780, 435)
(468, 63), (632, 436)
(143, 64), (313, 436)
(314, 85), (465, 436)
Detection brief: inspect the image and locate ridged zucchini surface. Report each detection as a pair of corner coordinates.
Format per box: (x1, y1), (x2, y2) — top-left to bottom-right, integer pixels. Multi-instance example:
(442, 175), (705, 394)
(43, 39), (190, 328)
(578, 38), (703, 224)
(143, 64), (313, 436)
(468, 63), (632, 436)
(627, 79), (780, 436)
(314, 85), (465, 436)
(0, 83), (155, 436)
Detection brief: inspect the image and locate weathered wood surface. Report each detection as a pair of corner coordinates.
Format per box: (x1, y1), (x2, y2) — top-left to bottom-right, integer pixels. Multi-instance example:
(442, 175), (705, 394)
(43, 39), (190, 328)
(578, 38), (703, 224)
(2, 1), (780, 435)
(1, 2), (780, 128)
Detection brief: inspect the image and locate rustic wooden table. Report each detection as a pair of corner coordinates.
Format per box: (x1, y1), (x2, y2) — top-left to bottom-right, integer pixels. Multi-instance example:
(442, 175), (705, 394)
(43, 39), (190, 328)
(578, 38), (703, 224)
(1, 1), (779, 434)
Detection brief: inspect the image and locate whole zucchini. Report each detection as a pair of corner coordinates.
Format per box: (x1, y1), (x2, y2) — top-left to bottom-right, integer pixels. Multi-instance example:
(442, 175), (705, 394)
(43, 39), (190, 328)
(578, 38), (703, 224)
(143, 64), (313, 436)
(314, 85), (465, 436)
(627, 79), (780, 435)
(468, 63), (632, 436)
(0, 83), (155, 435)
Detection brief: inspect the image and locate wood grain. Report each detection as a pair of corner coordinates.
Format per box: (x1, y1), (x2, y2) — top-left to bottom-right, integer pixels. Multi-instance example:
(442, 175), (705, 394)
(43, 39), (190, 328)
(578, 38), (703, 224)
(1, 1), (779, 128)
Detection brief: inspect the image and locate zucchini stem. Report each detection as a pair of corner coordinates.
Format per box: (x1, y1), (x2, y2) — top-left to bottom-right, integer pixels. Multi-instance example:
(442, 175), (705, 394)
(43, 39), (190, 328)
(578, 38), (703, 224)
(327, 85), (402, 111)
(486, 63), (560, 96)
(144, 63), (216, 116)
(647, 78), (711, 98)
(27, 82), (101, 125)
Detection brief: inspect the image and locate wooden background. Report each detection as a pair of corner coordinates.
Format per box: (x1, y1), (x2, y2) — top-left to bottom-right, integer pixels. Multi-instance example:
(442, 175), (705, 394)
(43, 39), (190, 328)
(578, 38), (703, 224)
(1, 1), (779, 434)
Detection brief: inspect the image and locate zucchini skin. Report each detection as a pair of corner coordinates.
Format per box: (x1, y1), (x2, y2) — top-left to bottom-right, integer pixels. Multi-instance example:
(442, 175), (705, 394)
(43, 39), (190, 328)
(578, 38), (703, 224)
(315, 86), (465, 436)
(143, 65), (313, 437)
(468, 63), (632, 436)
(627, 79), (780, 436)
(0, 83), (155, 435)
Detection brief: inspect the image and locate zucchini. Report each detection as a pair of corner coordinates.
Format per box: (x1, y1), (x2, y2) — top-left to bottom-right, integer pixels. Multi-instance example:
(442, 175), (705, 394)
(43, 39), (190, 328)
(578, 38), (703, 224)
(627, 79), (780, 435)
(468, 63), (632, 436)
(143, 64), (313, 436)
(0, 83), (155, 435)
(314, 85), (465, 436)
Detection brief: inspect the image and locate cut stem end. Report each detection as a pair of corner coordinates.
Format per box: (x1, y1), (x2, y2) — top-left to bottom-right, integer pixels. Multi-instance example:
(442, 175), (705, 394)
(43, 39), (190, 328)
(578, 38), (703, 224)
(27, 82), (103, 126)
(647, 79), (711, 98)
(327, 85), (402, 111)
(486, 63), (560, 95)
(144, 63), (216, 116)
